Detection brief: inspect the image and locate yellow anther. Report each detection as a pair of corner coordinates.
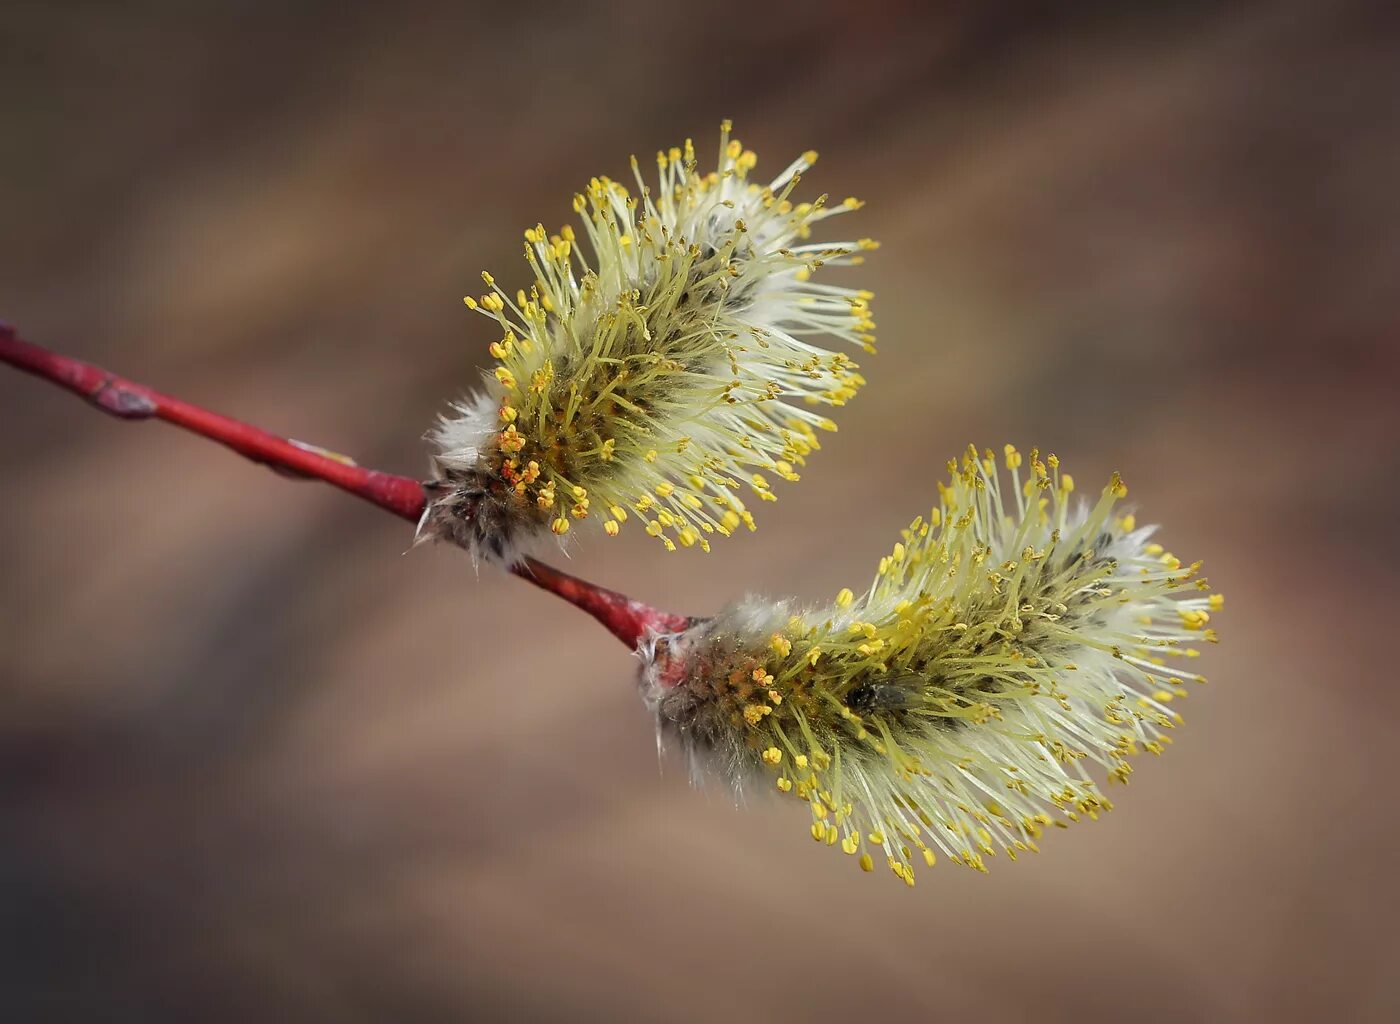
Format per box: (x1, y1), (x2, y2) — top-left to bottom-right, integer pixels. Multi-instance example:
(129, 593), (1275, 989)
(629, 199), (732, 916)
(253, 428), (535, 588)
(1180, 609), (1210, 630)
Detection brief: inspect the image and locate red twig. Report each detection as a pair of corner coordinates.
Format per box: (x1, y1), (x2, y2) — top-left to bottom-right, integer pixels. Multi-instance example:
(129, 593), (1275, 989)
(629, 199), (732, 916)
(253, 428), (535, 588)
(511, 558), (691, 644)
(0, 325), (426, 518)
(0, 323), (691, 648)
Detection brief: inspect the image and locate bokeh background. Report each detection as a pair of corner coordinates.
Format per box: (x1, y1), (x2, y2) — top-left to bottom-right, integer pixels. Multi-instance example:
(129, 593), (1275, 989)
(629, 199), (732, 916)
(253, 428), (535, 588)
(2, 1), (1396, 1020)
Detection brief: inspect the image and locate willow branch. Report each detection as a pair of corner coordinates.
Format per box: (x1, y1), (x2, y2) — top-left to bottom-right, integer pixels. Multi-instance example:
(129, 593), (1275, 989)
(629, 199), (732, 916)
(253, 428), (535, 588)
(0, 323), (691, 647)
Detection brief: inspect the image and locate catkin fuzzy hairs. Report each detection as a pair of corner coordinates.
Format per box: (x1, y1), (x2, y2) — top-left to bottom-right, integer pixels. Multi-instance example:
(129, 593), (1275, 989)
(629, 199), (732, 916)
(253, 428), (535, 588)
(639, 445), (1222, 887)
(421, 121), (877, 564)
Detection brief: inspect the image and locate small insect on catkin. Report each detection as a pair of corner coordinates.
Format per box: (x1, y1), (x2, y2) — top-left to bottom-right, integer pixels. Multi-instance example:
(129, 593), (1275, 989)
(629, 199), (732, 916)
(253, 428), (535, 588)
(639, 445), (1222, 887)
(422, 120), (877, 563)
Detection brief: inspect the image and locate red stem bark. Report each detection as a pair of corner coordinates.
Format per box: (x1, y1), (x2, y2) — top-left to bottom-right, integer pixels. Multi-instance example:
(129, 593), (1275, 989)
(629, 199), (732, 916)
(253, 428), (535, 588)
(0, 323), (691, 647)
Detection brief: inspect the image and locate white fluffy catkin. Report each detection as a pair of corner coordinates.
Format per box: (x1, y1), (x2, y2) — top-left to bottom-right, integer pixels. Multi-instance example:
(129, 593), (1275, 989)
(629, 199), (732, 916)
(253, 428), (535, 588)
(638, 446), (1221, 886)
(422, 121), (876, 563)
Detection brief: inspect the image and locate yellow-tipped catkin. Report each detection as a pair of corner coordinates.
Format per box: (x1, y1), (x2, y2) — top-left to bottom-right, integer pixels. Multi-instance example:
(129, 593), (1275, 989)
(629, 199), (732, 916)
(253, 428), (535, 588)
(638, 445), (1221, 886)
(424, 121), (875, 563)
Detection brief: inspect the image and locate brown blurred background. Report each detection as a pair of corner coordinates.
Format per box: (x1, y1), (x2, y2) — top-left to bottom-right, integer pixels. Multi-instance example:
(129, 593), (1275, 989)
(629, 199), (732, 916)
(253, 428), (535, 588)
(2, 1), (1397, 1020)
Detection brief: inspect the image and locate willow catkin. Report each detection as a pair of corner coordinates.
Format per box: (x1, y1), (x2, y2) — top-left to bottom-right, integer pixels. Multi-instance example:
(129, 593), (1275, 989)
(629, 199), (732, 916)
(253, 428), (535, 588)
(638, 445), (1221, 886)
(422, 121), (876, 563)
